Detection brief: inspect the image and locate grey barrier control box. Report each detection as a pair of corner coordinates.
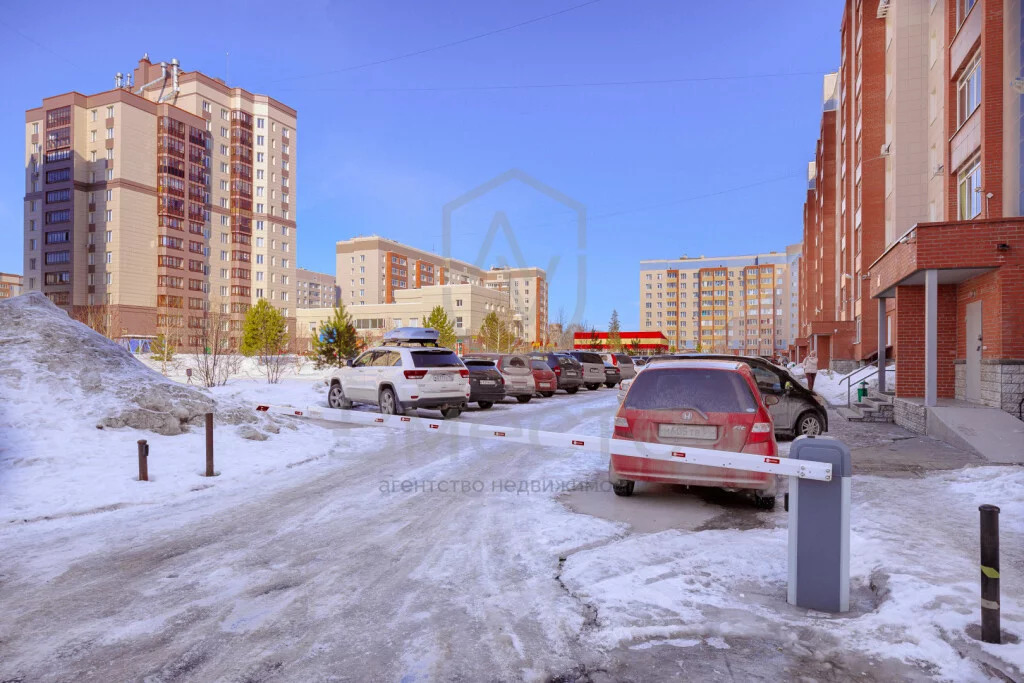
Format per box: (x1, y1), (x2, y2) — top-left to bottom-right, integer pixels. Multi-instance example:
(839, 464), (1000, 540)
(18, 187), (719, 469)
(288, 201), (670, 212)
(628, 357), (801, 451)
(787, 436), (852, 613)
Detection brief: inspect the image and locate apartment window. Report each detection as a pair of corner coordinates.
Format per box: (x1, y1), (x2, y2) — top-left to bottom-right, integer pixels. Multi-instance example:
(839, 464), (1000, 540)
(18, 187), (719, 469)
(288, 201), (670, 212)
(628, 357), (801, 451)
(91, 151), (97, 162)
(106, 252), (112, 264)
(105, 189), (112, 201)
(105, 210), (112, 222)
(90, 130), (97, 143)
(957, 157), (983, 219)
(202, 100), (211, 112)
(257, 169), (265, 180)
(106, 149), (114, 161)
(257, 118), (265, 129)
(106, 169), (113, 180)
(220, 127), (229, 138)
(106, 106), (114, 118)
(105, 230), (112, 243)
(957, 0), (977, 27)
(957, 53), (981, 126)
(256, 254), (264, 264)
(257, 135), (265, 146)
(221, 162), (229, 173)
(256, 152), (265, 163)
(106, 127), (114, 139)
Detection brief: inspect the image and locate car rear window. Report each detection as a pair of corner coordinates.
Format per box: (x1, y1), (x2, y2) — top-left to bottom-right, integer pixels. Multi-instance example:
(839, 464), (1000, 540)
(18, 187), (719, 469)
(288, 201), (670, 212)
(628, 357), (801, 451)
(576, 352), (602, 364)
(530, 360), (550, 370)
(614, 354), (633, 365)
(411, 350), (463, 368)
(557, 355), (577, 367)
(624, 368), (757, 413)
(464, 359), (496, 368)
(505, 356), (527, 368)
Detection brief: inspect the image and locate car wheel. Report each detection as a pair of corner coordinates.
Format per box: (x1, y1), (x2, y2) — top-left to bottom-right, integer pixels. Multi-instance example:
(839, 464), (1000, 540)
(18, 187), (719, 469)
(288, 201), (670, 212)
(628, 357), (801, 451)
(441, 407), (461, 419)
(328, 382), (351, 409)
(604, 382), (616, 388)
(516, 395), (531, 404)
(541, 391), (555, 398)
(565, 386), (579, 395)
(612, 479), (635, 497)
(379, 387), (403, 415)
(586, 383), (599, 391)
(796, 411), (824, 436)
(477, 401), (493, 409)
(754, 493), (776, 510)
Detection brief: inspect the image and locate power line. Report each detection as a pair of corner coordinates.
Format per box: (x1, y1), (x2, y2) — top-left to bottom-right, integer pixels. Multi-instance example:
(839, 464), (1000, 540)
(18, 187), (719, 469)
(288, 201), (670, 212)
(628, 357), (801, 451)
(272, 0), (605, 83)
(278, 70), (825, 94)
(0, 19), (77, 67)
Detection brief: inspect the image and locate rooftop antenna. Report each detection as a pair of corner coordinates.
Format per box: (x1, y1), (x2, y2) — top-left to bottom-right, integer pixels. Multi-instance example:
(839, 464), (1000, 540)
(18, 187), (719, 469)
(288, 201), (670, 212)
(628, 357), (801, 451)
(225, 51), (230, 83)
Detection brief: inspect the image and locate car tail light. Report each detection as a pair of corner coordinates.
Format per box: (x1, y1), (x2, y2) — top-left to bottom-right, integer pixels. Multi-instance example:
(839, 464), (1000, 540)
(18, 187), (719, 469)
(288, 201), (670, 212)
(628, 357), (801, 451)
(611, 356), (618, 365)
(554, 366), (561, 376)
(745, 420), (773, 444)
(459, 369), (469, 378)
(404, 370), (428, 379)
(613, 415), (632, 438)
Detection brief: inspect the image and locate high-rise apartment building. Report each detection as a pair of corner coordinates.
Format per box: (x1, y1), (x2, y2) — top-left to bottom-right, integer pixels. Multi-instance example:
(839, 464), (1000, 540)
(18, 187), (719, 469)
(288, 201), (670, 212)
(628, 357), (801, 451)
(335, 236), (548, 343)
(800, 0), (1024, 420)
(23, 56), (297, 348)
(0, 273), (23, 300)
(296, 268), (338, 309)
(638, 248), (801, 356)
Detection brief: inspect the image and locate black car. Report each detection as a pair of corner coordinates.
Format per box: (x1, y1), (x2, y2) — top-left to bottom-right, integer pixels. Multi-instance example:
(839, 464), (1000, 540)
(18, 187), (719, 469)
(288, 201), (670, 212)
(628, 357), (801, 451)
(528, 352), (583, 393)
(462, 358), (506, 409)
(603, 362), (622, 388)
(646, 353), (829, 437)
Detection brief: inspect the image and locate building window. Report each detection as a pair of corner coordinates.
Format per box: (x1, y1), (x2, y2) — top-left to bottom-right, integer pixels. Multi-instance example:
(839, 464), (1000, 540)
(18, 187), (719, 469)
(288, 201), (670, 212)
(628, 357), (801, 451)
(957, 157), (982, 219)
(106, 106), (114, 118)
(957, 0), (977, 27)
(957, 53), (981, 126)
(106, 127), (114, 139)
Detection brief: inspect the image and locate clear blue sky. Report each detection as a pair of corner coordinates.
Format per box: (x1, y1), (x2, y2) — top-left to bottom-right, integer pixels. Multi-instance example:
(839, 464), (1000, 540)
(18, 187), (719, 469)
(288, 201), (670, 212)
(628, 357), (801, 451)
(0, 0), (840, 329)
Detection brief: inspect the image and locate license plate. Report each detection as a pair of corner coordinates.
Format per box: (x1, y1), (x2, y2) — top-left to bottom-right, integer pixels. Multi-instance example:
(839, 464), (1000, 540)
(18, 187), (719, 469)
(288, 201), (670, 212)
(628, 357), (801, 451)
(433, 374), (453, 382)
(589, 368), (599, 374)
(540, 383), (551, 389)
(480, 379), (495, 385)
(658, 424), (717, 440)
(565, 371), (578, 377)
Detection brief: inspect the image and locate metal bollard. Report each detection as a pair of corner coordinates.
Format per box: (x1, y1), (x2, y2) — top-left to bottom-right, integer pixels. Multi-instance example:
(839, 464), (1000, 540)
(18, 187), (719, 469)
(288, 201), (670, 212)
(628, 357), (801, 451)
(980, 504), (1001, 644)
(137, 439), (149, 482)
(788, 436), (852, 613)
(205, 412), (215, 477)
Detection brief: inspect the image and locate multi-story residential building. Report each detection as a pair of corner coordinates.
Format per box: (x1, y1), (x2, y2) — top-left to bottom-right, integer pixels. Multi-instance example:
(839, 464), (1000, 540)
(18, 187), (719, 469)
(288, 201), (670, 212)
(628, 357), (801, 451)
(638, 248), (801, 356)
(296, 283), (513, 353)
(334, 236), (548, 343)
(800, 0), (1024, 421)
(23, 56), (297, 348)
(0, 273), (23, 300)
(296, 268), (338, 309)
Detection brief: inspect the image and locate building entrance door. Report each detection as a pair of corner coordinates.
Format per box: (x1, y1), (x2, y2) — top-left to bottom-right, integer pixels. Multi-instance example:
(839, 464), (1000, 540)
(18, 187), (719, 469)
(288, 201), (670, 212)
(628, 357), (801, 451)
(965, 301), (982, 403)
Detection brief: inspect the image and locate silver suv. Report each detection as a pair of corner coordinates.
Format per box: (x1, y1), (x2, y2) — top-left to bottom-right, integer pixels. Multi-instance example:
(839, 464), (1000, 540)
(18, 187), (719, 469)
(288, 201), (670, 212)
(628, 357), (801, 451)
(327, 327), (469, 418)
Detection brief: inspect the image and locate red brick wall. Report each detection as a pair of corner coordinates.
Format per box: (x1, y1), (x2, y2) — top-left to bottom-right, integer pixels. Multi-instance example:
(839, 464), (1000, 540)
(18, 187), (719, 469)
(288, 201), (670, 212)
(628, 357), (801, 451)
(937, 285), (958, 398)
(894, 286), (924, 397)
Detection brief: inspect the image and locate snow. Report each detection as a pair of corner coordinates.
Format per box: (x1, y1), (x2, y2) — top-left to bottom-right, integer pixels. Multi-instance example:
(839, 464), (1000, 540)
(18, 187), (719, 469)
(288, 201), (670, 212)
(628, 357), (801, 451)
(801, 366), (897, 406)
(560, 466), (1024, 681)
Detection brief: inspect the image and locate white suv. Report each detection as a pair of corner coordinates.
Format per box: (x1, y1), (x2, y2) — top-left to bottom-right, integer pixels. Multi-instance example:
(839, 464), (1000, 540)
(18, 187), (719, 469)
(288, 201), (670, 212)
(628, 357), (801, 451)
(327, 328), (470, 419)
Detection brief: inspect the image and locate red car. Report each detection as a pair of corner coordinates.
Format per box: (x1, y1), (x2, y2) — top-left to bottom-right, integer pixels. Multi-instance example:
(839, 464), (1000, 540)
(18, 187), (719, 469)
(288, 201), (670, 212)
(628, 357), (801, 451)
(530, 359), (558, 397)
(609, 359), (780, 508)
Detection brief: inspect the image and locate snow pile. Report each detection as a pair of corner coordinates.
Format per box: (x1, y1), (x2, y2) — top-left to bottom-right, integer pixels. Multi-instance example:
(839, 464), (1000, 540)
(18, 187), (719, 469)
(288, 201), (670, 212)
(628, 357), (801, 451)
(0, 293), (260, 436)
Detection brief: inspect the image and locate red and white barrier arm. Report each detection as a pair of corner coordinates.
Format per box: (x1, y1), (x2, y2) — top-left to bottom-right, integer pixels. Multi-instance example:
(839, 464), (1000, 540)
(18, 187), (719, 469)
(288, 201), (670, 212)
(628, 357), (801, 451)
(255, 404), (833, 482)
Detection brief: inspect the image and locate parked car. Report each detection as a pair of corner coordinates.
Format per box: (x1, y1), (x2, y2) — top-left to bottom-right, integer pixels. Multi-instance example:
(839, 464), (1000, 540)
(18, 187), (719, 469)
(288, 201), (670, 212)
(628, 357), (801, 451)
(528, 352), (583, 393)
(463, 353), (536, 403)
(603, 362), (622, 388)
(327, 327), (469, 418)
(530, 359), (558, 397)
(564, 350), (606, 390)
(609, 359), (780, 508)
(646, 353), (828, 437)
(462, 358), (506, 409)
(601, 352), (637, 380)
(631, 356), (648, 368)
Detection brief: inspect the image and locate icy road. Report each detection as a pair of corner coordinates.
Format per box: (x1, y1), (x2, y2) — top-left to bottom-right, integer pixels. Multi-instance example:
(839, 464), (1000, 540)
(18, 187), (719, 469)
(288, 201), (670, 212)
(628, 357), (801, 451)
(1, 388), (1022, 682)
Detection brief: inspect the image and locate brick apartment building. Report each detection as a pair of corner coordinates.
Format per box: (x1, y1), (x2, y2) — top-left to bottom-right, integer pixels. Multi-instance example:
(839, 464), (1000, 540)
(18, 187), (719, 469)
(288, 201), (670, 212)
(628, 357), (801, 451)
(23, 56), (297, 348)
(0, 273), (23, 300)
(334, 236), (548, 344)
(639, 248), (801, 356)
(799, 0), (1024, 420)
(296, 268), (338, 309)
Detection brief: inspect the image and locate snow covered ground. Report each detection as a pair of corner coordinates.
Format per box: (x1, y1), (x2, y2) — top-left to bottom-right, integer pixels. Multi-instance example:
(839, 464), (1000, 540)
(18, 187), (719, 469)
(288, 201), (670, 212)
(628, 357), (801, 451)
(1, 295), (1021, 680)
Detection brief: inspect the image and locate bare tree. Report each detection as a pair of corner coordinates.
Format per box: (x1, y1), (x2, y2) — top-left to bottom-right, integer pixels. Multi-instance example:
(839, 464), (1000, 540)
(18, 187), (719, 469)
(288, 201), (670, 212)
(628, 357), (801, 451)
(188, 299), (242, 387)
(71, 304), (121, 340)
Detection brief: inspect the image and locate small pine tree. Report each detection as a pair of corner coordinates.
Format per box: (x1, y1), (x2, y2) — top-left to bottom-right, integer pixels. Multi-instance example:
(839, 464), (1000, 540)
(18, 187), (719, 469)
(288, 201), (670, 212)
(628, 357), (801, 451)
(422, 305), (458, 350)
(241, 299), (290, 383)
(311, 303), (361, 369)
(151, 333), (174, 361)
(479, 311), (506, 351)
(608, 310), (622, 352)
(588, 327), (602, 351)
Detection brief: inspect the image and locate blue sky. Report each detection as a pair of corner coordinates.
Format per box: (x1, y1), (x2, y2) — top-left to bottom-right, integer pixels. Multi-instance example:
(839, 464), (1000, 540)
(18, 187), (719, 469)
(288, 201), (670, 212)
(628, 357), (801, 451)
(0, 0), (840, 329)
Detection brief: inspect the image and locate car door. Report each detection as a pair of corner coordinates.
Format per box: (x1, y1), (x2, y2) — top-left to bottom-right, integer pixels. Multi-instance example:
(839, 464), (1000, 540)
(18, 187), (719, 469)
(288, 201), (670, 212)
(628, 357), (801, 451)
(346, 350), (379, 401)
(748, 364), (790, 431)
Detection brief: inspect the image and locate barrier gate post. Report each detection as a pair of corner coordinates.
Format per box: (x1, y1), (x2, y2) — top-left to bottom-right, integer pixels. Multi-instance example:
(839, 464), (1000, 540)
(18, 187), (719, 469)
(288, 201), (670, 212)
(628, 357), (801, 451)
(787, 436), (852, 613)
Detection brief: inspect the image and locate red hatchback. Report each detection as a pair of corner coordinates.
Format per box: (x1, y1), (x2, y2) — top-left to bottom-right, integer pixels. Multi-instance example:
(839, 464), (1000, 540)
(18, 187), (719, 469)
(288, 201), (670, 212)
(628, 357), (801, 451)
(609, 359), (780, 508)
(530, 359), (558, 397)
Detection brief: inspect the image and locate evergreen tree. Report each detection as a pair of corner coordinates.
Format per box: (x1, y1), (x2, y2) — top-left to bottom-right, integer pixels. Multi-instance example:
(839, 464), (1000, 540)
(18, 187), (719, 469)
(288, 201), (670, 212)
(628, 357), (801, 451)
(150, 333), (174, 362)
(422, 305), (458, 349)
(588, 327), (602, 351)
(479, 311), (510, 351)
(241, 299), (290, 383)
(608, 310), (622, 351)
(310, 303), (362, 369)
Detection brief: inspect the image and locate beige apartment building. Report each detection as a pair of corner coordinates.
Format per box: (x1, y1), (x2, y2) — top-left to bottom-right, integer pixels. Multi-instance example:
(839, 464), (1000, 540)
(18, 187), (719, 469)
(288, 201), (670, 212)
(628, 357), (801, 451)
(335, 236), (548, 343)
(23, 55), (297, 348)
(639, 248), (801, 356)
(296, 283), (512, 351)
(0, 272), (23, 300)
(296, 268), (337, 309)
